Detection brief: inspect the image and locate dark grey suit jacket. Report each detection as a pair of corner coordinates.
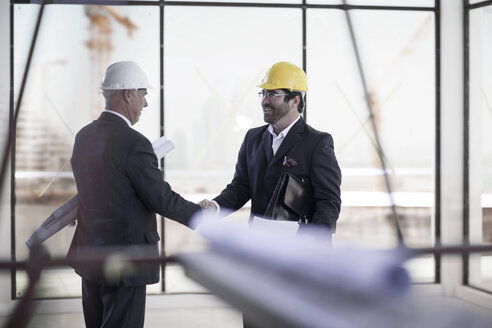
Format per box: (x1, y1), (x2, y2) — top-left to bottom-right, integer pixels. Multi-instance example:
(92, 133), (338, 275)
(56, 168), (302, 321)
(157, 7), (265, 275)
(214, 117), (341, 229)
(68, 112), (200, 286)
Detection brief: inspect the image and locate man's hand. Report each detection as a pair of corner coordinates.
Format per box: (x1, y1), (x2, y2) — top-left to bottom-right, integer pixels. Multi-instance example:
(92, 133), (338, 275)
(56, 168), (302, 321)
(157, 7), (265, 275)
(198, 199), (217, 211)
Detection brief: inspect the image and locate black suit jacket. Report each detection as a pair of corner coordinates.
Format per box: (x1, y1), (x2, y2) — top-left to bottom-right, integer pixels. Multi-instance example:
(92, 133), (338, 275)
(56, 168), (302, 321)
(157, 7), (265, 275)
(214, 117), (341, 229)
(68, 112), (200, 286)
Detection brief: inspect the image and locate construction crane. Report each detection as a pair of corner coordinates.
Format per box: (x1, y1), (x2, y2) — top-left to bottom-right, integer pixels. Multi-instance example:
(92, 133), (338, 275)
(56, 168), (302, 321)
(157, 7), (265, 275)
(84, 5), (138, 119)
(33, 7), (138, 199)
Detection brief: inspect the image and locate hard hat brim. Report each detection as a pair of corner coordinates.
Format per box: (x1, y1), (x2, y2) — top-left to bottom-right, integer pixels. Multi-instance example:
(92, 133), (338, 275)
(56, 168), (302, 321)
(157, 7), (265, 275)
(99, 84), (154, 90)
(257, 82), (307, 92)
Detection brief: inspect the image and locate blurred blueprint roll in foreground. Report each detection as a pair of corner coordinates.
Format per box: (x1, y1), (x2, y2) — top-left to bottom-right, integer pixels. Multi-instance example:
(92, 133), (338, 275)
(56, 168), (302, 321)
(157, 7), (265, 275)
(179, 215), (491, 328)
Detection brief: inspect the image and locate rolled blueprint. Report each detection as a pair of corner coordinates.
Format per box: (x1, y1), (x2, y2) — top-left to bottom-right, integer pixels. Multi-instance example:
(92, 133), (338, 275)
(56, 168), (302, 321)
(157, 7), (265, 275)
(181, 217), (490, 328)
(152, 136), (175, 160)
(25, 194), (78, 248)
(25, 136), (175, 249)
(192, 215), (411, 299)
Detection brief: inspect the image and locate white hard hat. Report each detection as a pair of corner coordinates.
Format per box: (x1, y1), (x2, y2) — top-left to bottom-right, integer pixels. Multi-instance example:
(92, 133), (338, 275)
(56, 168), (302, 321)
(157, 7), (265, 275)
(100, 61), (153, 90)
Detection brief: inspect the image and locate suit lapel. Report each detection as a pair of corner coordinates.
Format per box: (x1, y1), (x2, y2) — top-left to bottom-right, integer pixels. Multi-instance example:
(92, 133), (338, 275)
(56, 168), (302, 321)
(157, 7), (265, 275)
(262, 128), (273, 163)
(269, 117), (305, 167)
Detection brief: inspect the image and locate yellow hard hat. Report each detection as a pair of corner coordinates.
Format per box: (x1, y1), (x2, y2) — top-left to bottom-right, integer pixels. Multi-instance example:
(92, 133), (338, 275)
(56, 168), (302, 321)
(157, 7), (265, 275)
(258, 61), (308, 92)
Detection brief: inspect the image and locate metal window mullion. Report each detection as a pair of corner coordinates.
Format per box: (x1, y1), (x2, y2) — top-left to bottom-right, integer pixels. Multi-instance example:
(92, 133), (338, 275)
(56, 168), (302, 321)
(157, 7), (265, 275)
(159, 0), (167, 293)
(10, 0), (16, 301)
(302, 0), (307, 121)
(463, 0), (470, 286)
(434, 0), (441, 284)
(8, 0), (47, 300)
(469, 0), (492, 9)
(12, 0), (438, 11)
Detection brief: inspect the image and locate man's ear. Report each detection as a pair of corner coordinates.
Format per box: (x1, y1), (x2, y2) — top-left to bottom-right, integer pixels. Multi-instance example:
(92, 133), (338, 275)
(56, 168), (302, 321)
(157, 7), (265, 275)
(291, 94), (300, 109)
(122, 89), (132, 103)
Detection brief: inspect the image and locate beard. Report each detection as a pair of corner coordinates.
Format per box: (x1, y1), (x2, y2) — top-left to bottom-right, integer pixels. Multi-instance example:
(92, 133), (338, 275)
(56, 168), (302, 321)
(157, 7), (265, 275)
(263, 105), (274, 124)
(263, 104), (290, 125)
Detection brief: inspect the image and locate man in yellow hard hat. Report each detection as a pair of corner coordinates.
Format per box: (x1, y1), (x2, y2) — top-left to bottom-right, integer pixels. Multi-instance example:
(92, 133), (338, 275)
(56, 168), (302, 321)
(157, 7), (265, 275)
(68, 61), (201, 328)
(201, 61), (341, 233)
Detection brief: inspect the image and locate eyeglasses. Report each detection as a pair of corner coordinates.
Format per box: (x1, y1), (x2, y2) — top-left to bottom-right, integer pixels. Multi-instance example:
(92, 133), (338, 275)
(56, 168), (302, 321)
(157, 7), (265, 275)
(258, 90), (289, 99)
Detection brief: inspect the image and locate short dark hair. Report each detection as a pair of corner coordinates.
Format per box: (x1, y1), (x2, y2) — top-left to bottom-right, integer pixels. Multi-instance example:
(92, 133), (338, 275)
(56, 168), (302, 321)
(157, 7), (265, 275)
(282, 89), (305, 113)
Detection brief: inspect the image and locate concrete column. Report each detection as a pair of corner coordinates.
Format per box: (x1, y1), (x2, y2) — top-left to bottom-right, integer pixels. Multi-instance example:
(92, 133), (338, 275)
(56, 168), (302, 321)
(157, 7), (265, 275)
(440, 0), (464, 296)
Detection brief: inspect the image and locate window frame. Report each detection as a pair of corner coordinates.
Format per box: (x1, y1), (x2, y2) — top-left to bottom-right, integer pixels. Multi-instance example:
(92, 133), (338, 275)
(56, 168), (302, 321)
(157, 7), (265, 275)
(464, 0), (492, 294)
(9, 0), (442, 300)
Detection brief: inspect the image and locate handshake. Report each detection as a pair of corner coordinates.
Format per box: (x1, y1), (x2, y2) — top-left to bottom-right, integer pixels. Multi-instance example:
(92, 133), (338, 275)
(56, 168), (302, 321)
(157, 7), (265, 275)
(198, 199), (218, 214)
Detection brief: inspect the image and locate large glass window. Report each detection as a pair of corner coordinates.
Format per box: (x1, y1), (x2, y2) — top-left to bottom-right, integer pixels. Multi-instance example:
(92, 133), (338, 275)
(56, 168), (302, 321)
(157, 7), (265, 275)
(14, 4), (160, 298)
(163, 5), (303, 290)
(170, 0), (301, 3)
(12, 1), (439, 298)
(469, 3), (492, 293)
(307, 0), (434, 6)
(307, 8), (435, 281)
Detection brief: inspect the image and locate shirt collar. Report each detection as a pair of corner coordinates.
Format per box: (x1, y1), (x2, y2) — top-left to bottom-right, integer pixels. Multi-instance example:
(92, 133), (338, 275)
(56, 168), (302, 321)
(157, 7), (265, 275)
(268, 115), (301, 138)
(103, 109), (131, 126)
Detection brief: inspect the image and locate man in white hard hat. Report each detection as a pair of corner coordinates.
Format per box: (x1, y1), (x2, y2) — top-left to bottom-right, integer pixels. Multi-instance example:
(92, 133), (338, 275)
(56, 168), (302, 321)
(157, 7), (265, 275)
(67, 61), (201, 328)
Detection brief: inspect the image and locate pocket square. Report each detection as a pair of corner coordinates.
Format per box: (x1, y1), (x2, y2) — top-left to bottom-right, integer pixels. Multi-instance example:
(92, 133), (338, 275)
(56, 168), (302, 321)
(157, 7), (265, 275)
(283, 156), (298, 168)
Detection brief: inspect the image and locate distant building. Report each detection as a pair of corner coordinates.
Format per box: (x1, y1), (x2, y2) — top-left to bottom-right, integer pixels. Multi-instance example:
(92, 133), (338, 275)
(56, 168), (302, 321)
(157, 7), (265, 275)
(15, 100), (75, 202)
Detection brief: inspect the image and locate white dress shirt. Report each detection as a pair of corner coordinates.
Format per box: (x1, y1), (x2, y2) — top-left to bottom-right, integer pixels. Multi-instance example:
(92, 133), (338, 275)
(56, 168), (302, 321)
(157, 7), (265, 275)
(268, 116), (301, 155)
(211, 116), (301, 215)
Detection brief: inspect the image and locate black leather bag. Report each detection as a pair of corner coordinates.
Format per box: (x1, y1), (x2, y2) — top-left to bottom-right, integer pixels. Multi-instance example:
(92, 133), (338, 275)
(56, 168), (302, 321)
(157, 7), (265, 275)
(264, 172), (314, 223)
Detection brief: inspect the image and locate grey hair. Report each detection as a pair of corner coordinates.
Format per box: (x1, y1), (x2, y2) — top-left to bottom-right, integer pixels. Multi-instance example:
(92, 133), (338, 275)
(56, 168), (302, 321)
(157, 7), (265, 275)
(101, 89), (120, 101)
(102, 89), (138, 102)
